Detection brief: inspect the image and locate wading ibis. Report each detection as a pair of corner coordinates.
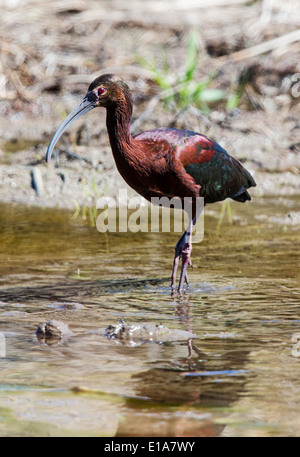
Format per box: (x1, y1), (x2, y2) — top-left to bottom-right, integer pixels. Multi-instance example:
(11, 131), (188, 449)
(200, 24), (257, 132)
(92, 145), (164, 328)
(46, 74), (256, 293)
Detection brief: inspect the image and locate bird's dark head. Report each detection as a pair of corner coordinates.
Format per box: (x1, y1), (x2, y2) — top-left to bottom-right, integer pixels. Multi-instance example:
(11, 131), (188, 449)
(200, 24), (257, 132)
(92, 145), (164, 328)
(46, 74), (132, 162)
(87, 74), (132, 108)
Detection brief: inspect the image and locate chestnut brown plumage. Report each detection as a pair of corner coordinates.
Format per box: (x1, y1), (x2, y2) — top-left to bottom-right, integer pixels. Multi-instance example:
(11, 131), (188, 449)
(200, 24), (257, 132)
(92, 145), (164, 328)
(47, 74), (256, 293)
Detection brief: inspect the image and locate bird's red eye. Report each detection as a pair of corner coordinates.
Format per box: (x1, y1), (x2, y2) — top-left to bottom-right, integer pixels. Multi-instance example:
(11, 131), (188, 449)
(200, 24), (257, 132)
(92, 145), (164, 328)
(97, 87), (105, 96)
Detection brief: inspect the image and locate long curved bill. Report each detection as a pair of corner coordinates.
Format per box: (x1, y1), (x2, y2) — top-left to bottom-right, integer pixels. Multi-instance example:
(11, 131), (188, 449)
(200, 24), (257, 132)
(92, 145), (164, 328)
(46, 94), (96, 162)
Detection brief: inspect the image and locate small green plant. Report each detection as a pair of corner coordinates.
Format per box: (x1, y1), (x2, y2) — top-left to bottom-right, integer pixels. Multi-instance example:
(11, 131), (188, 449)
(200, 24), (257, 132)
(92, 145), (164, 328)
(72, 176), (107, 227)
(136, 30), (225, 112)
(69, 268), (91, 280)
(226, 69), (251, 111)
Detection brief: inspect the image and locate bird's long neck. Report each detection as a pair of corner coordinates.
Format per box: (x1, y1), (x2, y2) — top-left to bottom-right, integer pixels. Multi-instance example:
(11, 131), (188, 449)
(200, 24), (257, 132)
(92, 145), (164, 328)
(105, 92), (148, 193)
(106, 98), (134, 160)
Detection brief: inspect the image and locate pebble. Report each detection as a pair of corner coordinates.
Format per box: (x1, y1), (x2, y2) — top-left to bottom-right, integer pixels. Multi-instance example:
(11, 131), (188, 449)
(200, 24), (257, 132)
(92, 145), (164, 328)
(36, 319), (71, 345)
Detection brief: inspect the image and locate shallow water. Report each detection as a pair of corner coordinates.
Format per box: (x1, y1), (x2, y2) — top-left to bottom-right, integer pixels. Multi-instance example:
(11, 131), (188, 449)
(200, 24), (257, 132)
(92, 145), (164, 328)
(0, 198), (299, 437)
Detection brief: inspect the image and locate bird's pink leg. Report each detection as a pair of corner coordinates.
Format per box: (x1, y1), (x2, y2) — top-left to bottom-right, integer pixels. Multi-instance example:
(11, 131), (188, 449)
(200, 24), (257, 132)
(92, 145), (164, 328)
(171, 204), (204, 293)
(171, 232), (186, 289)
(177, 229), (193, 293)
(171, 218), (193, 293)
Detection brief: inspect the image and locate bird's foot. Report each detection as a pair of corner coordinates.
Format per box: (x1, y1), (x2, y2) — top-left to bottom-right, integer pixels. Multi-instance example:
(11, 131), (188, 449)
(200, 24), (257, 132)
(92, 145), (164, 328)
(171, 237), (193, 294)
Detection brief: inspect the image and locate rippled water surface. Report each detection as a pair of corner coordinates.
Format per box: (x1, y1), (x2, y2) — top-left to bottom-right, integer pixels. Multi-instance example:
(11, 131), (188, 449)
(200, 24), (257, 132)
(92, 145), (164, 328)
(0, 198), (299, 437)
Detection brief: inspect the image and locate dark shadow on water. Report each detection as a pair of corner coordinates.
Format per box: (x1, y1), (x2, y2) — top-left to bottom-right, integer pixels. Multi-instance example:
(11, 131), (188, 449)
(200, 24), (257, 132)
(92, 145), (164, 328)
(0, 277), (170, 304)
(0, 277), (236, 305)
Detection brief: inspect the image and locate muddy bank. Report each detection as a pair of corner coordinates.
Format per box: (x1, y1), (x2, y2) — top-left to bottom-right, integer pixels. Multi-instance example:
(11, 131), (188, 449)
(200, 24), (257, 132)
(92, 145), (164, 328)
(0, 0), (299, 210)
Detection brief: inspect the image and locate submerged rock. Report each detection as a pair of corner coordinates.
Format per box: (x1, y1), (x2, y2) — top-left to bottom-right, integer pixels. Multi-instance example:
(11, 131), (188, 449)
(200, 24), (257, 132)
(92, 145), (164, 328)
(36, 319), (71, 345)
(105, 319), (198, 347)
